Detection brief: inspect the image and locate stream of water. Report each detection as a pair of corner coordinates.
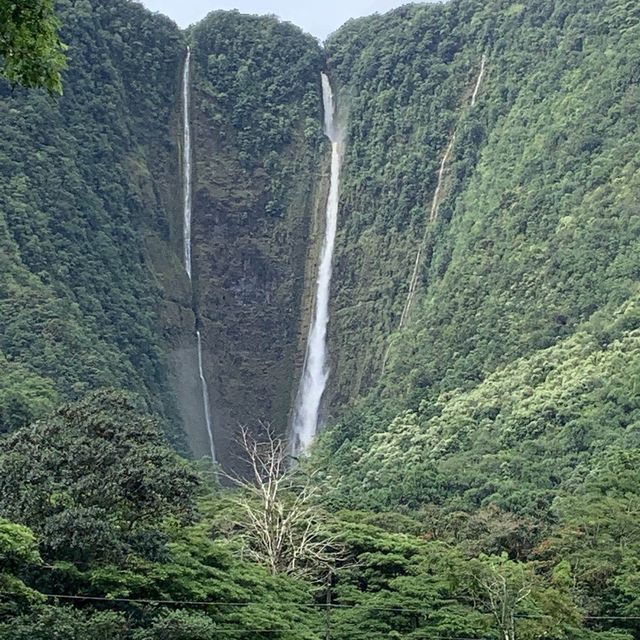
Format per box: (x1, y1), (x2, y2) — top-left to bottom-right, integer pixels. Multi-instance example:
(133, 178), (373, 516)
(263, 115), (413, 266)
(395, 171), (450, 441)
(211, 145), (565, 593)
(291, 73), (341, 454)
(182, 47), (216, 462)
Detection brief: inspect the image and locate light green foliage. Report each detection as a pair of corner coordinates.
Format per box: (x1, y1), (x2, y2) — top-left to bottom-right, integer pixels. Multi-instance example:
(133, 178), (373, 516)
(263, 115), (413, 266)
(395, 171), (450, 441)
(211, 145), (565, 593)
(0, 519), (43, 614)
(0, 0), (67, 92)
(319, 297), (640, 516)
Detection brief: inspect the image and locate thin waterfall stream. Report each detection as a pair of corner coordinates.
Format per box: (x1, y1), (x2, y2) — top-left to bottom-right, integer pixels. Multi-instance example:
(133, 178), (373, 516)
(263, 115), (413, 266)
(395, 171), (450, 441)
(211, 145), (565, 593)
(182, 47), (192, 279)
(182, 47), (216, 462)
(291, 73), (341, 454)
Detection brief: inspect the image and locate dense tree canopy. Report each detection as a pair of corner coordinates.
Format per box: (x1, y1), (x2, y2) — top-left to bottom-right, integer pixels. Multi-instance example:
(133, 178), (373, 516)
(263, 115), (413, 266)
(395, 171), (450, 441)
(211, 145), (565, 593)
(0, 0), (67, 92)
(0, 0), (639, 637)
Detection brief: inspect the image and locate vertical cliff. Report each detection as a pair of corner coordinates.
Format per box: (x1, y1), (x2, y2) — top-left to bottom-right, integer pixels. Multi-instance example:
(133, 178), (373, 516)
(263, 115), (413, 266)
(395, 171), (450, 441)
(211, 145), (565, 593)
(186, 12), (326, 462)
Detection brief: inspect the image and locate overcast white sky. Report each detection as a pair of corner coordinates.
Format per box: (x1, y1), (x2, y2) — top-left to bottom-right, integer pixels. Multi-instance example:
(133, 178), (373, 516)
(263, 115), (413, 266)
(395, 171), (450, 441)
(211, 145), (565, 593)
(139, 0), (413, 39)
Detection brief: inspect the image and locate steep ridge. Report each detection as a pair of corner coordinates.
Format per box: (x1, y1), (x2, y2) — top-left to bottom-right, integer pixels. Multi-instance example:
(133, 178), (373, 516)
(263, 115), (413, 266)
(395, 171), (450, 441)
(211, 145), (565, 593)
(2, 0), (638, 487)
(315, 0), (640, 514)
(0, 0), (187, 438)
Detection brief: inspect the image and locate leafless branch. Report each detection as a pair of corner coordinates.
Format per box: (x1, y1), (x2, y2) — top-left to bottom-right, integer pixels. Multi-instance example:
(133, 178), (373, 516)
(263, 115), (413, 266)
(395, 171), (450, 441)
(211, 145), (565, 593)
(222, 424), (344, 580)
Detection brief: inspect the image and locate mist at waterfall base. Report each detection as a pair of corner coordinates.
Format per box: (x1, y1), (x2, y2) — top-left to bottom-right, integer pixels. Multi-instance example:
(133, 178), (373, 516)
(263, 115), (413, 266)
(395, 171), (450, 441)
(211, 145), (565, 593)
(291, 73), (341, 455)
(182, 48), (216, 463)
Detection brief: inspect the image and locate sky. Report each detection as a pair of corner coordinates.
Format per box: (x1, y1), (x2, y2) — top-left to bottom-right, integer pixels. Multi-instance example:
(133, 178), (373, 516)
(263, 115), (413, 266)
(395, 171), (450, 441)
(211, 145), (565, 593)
(139, 0), (411, 40)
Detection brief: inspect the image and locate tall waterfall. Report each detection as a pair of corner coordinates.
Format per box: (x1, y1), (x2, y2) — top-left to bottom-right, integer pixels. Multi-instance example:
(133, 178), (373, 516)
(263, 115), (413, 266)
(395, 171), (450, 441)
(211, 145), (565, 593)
(182, 47), (216, 462)
(182, 47), (193, 279)
(291, 73), (341, 454)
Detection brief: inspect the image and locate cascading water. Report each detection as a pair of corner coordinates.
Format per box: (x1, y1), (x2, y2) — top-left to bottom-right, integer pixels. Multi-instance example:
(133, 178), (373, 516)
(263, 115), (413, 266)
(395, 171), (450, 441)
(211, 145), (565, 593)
(398, 56), (487, 331)
(291, 73), (341, 454)
(182, 47), (193, 279)
(182, 47), (216, 462)
(197, 330), (216, 462)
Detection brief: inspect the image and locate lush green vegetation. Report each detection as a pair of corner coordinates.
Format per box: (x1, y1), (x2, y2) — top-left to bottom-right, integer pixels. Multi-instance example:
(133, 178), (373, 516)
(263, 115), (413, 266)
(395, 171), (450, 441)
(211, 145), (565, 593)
(313, 0), (640, 633)
(319, 0), (640, 504)
(0, 393), (633, 639)
(0, 0), (67, 92)
(1, 0), (639, 637)
(0, 0), (186, 437)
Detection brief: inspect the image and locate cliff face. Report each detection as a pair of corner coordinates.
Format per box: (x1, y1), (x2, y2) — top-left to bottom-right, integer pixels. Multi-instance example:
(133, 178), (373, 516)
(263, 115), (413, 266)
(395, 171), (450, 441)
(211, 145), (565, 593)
(320, 0), (640, 415)
(0, 1), (329, 462)
(186, 12), (326, 462)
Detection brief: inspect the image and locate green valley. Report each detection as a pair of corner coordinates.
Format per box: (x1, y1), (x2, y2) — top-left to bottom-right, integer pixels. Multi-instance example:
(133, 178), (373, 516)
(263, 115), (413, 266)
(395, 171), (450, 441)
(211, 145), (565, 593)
(0, 0), (639, 637)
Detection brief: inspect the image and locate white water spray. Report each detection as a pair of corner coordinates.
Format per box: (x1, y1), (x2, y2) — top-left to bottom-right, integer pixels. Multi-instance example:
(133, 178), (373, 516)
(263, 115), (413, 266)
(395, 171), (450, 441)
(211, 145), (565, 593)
(291, 74), (341, 454)
(182, 47), (216, 462)
(182, 47), (193, 279)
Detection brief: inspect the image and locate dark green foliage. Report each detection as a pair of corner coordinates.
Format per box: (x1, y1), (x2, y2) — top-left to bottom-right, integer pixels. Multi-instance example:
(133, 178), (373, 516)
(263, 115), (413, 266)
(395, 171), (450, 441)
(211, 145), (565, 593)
(0, 394), (629, 640)
(0, 0), (67, 92)
(192, 10), (324, 167)
(0, 0), (186, 435)
(0, 391), (199, 566)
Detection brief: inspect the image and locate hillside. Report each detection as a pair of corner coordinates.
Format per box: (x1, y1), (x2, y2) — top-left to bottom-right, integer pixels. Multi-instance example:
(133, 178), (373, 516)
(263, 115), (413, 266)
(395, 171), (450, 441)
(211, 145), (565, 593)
(0, 0), (639, 637)
(0, 0), (186, 439)
(318, 0), (640, 511)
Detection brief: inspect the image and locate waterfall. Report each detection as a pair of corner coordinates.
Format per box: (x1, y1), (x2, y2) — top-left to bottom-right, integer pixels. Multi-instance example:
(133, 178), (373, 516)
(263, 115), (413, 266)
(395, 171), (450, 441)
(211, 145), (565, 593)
(197, 330), (216, 462)
(182, 47), (193, 279)
(182, 47), (216, 462)
(471, 54), (487, 107)
(397, 56), (487, 330)
(291, 73), (341, 454)
(399, 137), (455, 330)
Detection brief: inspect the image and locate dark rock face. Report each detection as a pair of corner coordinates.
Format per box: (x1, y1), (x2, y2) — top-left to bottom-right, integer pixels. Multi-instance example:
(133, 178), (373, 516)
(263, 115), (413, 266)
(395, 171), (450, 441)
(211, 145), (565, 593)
(179, 13), (326, 467)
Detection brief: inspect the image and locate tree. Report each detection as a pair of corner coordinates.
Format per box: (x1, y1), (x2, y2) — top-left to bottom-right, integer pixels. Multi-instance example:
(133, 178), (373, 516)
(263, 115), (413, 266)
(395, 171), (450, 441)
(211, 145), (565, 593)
(0, 390), (200, 566)
(0, 519), (43, 617)
(474, 558), (531, 640)
(0, 0), (67, 92)
(224, 425), (341, 579)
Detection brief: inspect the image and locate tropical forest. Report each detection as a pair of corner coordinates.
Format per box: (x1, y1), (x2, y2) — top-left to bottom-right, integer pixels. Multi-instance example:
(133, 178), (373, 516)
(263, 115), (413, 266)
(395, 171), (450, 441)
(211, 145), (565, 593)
(0, 0), (639, 638)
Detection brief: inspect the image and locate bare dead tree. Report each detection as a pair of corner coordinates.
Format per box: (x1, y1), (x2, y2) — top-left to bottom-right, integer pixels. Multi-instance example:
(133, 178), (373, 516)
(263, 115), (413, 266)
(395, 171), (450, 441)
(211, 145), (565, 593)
(477, 561), (532, 640)
(223, 424), (342, 579)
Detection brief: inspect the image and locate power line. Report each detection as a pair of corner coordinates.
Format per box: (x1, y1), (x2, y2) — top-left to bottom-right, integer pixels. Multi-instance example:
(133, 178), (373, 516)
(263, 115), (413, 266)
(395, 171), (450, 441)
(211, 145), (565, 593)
(37, 594), (640, 621)
(40, 593), (425, 614)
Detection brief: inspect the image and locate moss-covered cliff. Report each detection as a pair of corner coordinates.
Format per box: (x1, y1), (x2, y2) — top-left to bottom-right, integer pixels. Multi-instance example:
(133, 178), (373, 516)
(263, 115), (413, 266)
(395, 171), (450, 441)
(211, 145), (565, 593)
(187, 12), (326, 461)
